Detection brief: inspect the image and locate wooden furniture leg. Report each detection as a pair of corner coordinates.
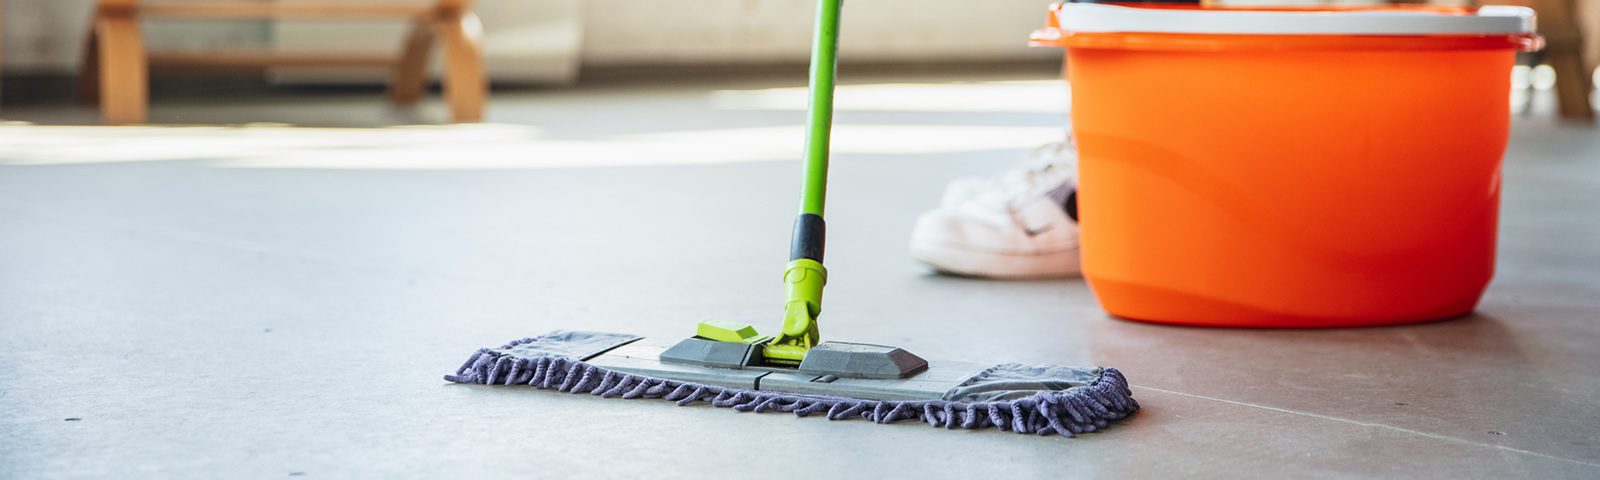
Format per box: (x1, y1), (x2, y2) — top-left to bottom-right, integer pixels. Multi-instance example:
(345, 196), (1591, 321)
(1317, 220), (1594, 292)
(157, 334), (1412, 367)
(96, 0), (149, 125)
(1547, 51), (1595, 121)
(1, 0), (6, 113)
(436, 0), (486, 123)
(79, 25), (103, 105)
(389, 19), (436, 106)
(1534, 0), (1596, 122)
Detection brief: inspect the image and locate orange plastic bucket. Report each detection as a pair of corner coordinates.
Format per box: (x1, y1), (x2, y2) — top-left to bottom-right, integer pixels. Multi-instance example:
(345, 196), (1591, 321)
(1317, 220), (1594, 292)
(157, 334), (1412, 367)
(1031, 4), (1541, 327)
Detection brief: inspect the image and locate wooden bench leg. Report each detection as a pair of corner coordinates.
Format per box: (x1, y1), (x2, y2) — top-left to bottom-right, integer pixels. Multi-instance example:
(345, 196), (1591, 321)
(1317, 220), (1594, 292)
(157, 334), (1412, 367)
(436, 11), (486, 123)
(0, 0), (5, 114)
(389, 20), (435, 106)
(96, 12), (148, 125)
(1535, 0), (1596, 122)
(1548, 49), (1596, 122)
(79, 26), (103, 105)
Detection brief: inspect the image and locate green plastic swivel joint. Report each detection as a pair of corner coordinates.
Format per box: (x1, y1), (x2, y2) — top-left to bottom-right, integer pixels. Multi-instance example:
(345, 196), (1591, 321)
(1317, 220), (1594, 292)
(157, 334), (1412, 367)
(764, 259), (826, 364)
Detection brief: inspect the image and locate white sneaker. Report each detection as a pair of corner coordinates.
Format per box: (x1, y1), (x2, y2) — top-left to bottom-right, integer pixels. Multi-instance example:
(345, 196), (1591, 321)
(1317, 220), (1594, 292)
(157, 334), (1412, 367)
(910, 141), (1081, 279)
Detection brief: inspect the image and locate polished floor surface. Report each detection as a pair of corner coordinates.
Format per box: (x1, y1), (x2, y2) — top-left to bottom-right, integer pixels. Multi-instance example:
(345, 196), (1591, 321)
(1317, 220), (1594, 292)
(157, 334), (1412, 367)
(2, 70), (1598, 479)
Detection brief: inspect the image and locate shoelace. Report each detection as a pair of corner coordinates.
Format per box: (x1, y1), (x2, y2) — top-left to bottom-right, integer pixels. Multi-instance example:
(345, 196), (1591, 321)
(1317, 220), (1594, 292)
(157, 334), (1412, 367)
(995, 140), (1078, 210)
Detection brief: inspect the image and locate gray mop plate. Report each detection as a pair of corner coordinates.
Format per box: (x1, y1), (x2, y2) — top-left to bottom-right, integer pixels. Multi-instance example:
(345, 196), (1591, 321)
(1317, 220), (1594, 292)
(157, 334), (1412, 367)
(657, 337), (931, 379)
(586, 337), (994, 402)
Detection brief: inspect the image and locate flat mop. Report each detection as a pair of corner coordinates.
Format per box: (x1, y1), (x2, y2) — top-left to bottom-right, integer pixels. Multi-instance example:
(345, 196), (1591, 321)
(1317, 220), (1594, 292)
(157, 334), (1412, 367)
(445, 0), (1138, 436)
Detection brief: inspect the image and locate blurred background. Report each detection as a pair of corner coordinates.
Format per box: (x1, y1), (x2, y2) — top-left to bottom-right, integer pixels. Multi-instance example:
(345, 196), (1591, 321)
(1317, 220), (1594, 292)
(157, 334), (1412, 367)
(2, 0), (1593, 127)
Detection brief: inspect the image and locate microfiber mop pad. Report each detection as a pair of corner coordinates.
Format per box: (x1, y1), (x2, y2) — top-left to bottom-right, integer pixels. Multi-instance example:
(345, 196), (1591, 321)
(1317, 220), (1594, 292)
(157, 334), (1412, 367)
(445, 334), (1139, 437)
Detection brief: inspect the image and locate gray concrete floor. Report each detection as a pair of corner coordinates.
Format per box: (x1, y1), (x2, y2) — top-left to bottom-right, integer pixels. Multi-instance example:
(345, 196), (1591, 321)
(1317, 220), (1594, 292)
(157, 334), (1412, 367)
(2, 69), (1599, 479)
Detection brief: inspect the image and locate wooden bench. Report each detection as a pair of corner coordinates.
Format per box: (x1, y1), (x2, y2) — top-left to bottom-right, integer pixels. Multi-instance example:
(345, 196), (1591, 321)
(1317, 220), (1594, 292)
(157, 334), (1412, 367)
(81, 0), (487, 125)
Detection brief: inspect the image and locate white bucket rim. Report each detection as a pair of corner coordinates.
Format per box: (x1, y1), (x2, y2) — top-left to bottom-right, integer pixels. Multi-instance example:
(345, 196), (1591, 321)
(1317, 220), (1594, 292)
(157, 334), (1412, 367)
(1052, 4), (1535, 36)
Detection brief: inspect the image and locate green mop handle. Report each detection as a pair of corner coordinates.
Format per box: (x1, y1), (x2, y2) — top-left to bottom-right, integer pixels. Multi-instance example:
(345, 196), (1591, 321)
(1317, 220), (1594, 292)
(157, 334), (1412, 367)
(769, 0), (842, 363)
(791, 0), (840, 257)
(798, 0), (841, 221)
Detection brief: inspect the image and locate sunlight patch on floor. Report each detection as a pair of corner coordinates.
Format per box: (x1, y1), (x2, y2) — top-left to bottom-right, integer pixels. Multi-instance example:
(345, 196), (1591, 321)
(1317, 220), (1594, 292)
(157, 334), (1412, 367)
(0, 122), (1064, 170)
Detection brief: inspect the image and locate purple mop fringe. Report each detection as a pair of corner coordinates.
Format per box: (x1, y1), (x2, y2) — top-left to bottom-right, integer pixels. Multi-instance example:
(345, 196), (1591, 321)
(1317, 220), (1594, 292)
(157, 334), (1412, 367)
(444, 337), (1139, 437)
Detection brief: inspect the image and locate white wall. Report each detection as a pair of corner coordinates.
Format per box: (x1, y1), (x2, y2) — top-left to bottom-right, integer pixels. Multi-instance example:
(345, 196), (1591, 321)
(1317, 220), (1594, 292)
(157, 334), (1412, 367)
(4, 0), (1069, 80)
(580, 0), (1062, 66)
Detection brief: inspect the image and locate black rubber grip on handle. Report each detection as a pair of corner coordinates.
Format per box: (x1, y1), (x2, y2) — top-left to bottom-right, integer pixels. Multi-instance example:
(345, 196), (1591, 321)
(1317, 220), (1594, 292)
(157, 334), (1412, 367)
(790, 213), (825, 262)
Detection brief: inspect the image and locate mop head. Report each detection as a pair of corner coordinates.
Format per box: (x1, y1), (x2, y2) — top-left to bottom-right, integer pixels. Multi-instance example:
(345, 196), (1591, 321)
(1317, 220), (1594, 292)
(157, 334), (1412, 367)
(445, 334), (1139, 436)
